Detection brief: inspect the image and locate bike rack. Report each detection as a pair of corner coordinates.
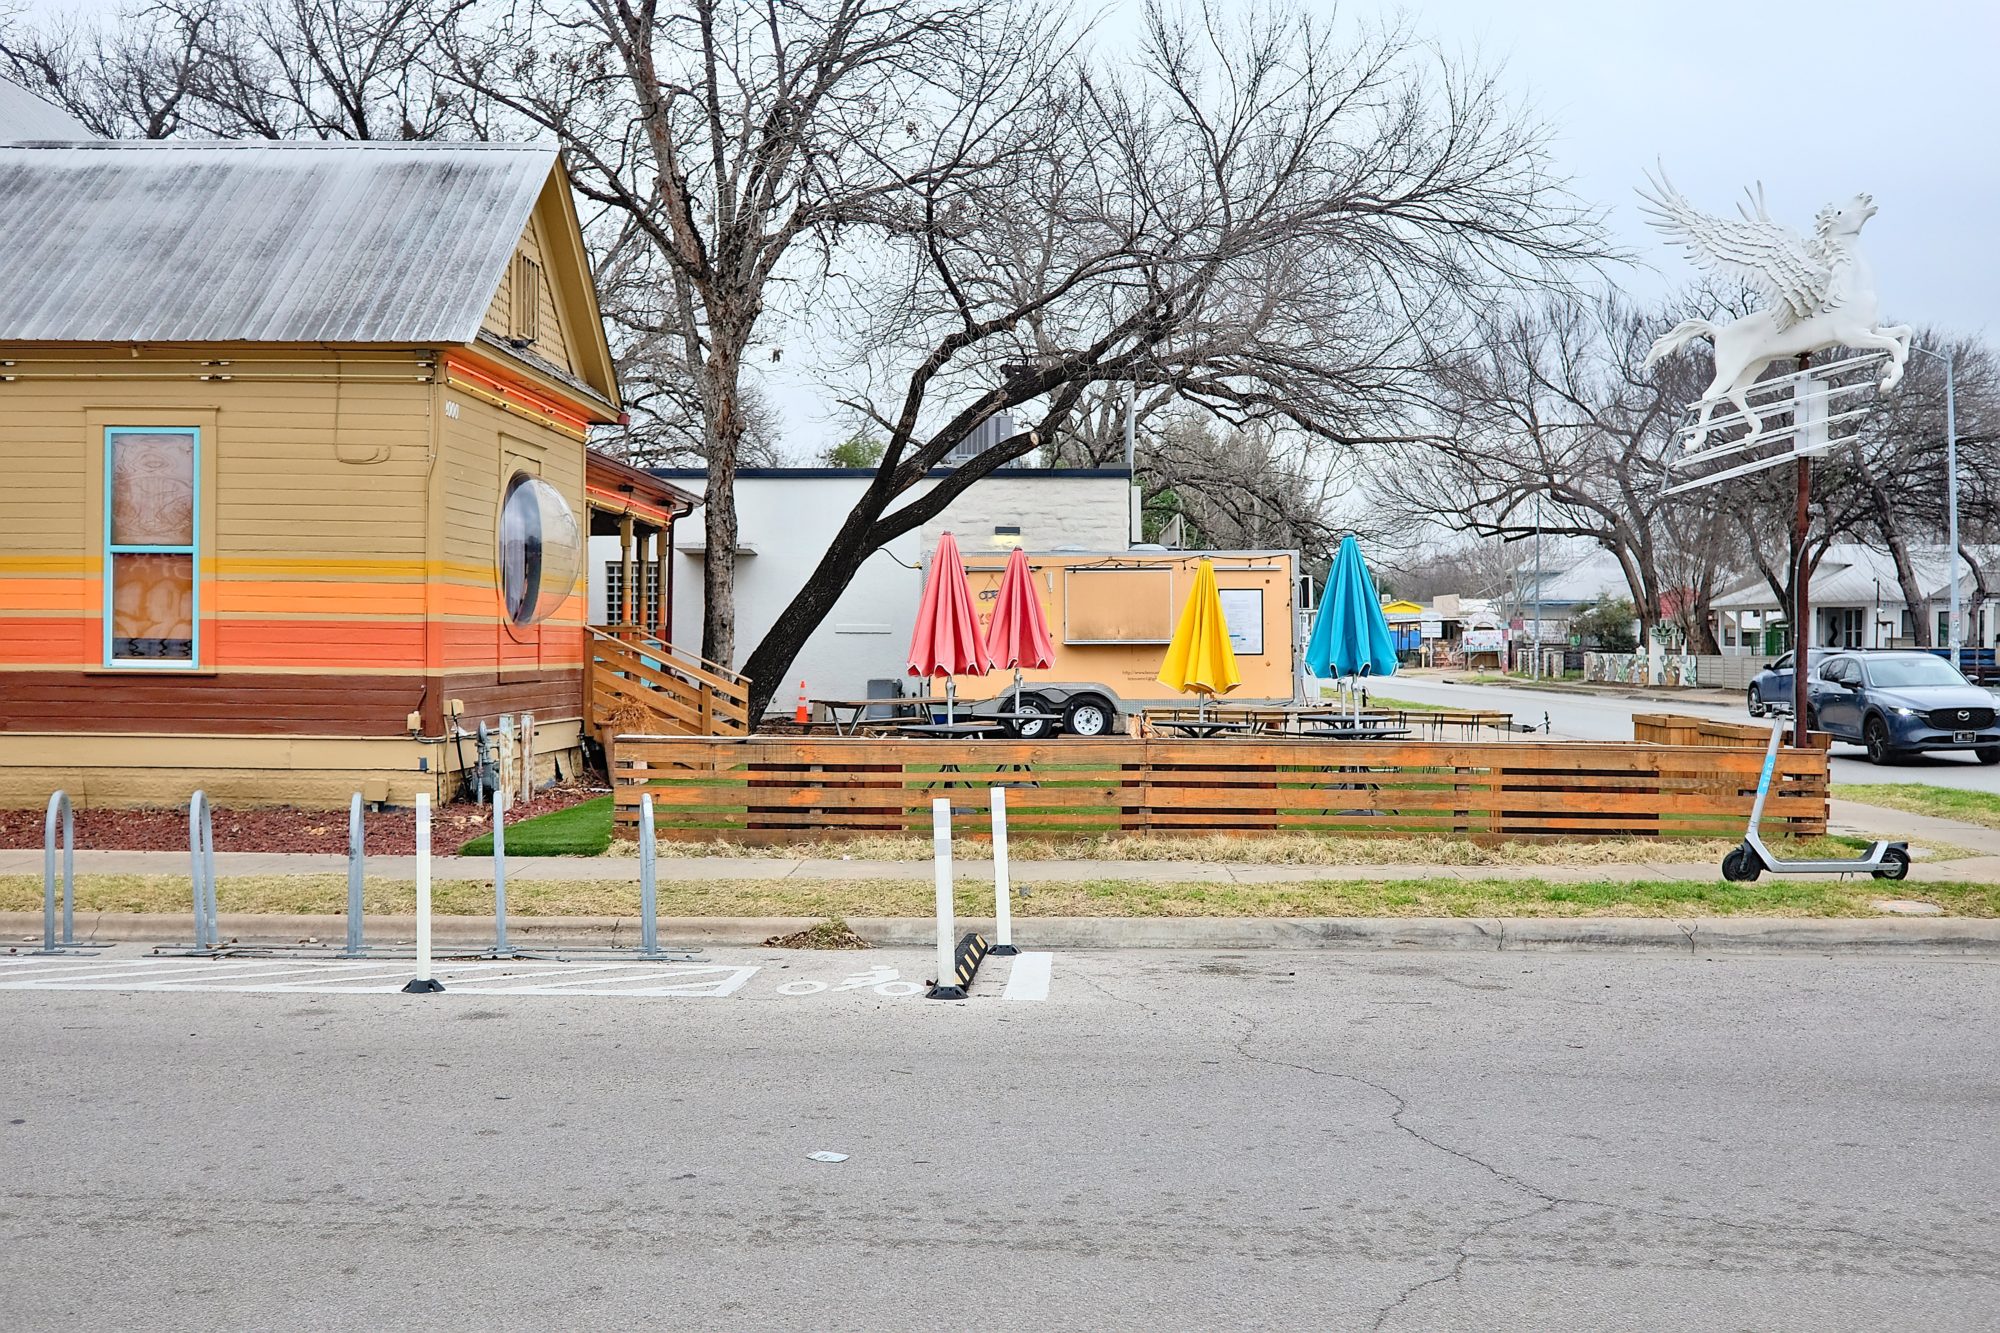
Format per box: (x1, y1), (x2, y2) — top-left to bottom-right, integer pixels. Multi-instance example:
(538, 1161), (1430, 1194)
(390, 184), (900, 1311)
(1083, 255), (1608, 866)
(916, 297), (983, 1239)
(28, 791), (108, 955)
(150, 790), (260, 957)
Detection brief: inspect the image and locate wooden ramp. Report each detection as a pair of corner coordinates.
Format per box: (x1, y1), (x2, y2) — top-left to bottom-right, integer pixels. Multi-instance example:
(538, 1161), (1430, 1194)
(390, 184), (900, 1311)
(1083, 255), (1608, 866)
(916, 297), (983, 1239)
(587, 627), (750, 745)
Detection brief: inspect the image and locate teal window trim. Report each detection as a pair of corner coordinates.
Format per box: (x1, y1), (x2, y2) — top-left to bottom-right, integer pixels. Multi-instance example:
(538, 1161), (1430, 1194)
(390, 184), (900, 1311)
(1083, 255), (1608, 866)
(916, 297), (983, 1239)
(102, 425), (201, 670)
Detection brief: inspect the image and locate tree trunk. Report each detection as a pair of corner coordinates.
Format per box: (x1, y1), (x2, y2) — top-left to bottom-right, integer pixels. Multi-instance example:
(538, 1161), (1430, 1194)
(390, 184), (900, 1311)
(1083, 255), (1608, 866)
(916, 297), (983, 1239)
(1867, 466), (1928, 645)
(699, 337), (746, 668)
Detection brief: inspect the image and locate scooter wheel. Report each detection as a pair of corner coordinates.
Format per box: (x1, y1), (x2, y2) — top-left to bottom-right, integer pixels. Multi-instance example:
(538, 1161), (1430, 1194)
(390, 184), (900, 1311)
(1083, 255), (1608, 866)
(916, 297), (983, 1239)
(1721, 847), (1760, 882)
(1872, 847), (1911, 881)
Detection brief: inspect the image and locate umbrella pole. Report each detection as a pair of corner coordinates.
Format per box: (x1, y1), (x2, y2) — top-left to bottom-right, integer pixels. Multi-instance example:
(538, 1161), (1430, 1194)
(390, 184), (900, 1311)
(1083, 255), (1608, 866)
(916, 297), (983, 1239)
(946, 676), (955, 724)
(1014, 666), (1023, 714)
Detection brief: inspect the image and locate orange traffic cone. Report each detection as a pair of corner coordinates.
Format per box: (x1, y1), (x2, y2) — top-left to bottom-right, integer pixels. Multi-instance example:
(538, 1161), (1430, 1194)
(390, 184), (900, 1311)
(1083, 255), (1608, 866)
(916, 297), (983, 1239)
(794, 680), (810, 725)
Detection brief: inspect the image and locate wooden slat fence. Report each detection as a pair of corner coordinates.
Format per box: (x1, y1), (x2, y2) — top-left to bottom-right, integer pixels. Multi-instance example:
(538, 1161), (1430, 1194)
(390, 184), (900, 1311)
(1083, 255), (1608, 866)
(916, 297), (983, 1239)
(612, 733), (1828, 844)
(1631, 713), (1831, 749)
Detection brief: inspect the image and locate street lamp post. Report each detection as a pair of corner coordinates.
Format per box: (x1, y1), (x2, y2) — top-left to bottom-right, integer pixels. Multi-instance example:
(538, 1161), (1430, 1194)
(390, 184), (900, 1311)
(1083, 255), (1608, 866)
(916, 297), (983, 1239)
(1910, 345), (1960, 669)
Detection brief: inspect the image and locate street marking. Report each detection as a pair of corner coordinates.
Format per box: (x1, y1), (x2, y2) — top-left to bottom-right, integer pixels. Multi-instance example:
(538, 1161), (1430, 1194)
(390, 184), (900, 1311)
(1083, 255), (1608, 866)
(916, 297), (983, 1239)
(1002, 951), (1052, 1002)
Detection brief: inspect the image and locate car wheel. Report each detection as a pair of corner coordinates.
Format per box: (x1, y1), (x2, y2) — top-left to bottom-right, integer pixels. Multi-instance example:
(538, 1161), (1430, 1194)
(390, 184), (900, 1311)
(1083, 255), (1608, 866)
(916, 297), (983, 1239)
(1010, 694), (1057, 740)
(1721, 845), (1761, 882)
(1747, 685), (1763, 717)
(1871, 846), (1911, 881)
(1064, 696), (1114, 737)
(1863, 715), (1900, 765)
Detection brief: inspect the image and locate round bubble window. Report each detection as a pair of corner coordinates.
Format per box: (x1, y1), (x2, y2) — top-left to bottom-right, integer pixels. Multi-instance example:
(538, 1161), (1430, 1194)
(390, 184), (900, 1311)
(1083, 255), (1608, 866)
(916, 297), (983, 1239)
(497, 472), (582, 626)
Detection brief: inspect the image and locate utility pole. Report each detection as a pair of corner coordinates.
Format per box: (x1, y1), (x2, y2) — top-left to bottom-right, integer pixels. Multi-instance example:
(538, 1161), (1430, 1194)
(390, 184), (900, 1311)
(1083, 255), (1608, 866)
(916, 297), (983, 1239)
(1793, 352), (1813, 751)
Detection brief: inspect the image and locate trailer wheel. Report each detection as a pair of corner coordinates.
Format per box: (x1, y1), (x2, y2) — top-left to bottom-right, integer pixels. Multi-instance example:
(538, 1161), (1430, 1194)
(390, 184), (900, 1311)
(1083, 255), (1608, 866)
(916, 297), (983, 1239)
(1064, 696), (1115, 737)
(1872, 846), (1911, 881)
(1721, 846), (1760, 882)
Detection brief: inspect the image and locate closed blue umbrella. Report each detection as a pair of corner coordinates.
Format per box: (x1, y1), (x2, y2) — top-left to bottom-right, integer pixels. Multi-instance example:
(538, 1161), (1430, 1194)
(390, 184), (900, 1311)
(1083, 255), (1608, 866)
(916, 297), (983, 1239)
(1305, 536), (1398, 711)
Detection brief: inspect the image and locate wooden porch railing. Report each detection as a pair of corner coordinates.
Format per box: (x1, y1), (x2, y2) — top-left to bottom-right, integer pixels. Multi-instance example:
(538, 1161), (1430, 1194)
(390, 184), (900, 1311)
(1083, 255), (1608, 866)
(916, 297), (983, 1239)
(586, 627), (750, 742)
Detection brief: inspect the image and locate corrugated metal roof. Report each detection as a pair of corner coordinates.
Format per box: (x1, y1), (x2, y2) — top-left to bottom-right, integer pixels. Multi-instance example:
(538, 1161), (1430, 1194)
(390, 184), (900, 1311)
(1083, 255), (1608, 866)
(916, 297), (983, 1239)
(0, 140), (557, 343)
(0, 77), (90, 141)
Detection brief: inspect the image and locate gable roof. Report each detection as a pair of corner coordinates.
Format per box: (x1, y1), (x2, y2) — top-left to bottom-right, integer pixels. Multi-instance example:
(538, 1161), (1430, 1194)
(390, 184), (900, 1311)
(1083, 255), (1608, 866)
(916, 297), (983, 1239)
(0, 140), (561, 346)
(0, 77), (90, 142)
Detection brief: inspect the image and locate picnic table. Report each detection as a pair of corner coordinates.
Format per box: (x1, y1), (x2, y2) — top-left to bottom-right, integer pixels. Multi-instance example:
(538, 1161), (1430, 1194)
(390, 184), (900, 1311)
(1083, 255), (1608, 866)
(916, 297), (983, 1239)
(1149, 718), (1262, 739)
(812, 697), (930, 736)
(893, 711), (1058, 740)
(1299, 721), (1413, 741)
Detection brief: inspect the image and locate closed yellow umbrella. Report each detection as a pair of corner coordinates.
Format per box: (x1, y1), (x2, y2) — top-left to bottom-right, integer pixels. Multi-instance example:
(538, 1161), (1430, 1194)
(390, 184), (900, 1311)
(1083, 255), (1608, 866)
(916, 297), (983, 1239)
(1156, 558), (1241, 712)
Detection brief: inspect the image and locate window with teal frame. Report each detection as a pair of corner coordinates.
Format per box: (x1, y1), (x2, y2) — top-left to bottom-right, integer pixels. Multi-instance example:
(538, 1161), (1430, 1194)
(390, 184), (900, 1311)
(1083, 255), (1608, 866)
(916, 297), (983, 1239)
(104, 426), (200, 668)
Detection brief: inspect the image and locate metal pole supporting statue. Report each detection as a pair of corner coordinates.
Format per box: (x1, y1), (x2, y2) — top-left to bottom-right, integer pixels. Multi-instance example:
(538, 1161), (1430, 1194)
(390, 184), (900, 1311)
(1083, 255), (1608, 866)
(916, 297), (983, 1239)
(1637, 167), (1913, 749)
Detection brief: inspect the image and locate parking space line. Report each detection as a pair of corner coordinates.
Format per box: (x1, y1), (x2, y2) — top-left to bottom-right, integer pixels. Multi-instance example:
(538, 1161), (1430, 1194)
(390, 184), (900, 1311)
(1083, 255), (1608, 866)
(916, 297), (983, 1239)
(1001, 951), (1052, 1002)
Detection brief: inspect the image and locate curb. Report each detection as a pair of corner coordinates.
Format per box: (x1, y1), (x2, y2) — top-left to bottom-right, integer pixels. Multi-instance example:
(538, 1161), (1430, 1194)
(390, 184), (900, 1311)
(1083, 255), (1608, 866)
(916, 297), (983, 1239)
(6, 911), (1998, 955)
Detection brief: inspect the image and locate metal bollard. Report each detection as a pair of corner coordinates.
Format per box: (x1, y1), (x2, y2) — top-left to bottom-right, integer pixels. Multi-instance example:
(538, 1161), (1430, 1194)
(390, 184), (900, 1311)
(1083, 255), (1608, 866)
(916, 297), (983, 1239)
(403, 793), (443, 993)
(346, 792), (366, 956)
(40, 790), (76, 954)
(638, 792), (661, 958)
(491, 786), (512, 958)
(990, 786), (1017, 956)
(188, 790), (218, 951)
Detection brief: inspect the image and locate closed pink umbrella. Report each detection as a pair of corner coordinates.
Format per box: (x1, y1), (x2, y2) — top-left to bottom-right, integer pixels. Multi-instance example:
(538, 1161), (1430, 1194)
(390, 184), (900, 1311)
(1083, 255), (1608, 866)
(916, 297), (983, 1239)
(986, 546), (1054, 712)
(908, 531), (992, 721)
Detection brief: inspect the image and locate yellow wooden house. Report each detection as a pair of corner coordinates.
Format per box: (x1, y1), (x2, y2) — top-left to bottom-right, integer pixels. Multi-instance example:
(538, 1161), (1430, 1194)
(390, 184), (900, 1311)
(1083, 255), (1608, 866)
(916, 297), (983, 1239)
(0, 139), (739, 807)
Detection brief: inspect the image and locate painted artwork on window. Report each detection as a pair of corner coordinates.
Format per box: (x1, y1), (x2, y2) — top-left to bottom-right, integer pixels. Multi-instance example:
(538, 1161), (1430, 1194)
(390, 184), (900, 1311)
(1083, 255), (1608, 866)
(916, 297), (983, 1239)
(106, 428), (198, 664)
(110, 433), (195, 545)
(111, 553), (195, 658)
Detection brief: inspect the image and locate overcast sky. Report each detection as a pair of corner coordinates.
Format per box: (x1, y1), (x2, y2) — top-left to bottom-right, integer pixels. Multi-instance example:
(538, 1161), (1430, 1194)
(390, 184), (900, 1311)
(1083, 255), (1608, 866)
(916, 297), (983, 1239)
(19, 0), (1995, 455)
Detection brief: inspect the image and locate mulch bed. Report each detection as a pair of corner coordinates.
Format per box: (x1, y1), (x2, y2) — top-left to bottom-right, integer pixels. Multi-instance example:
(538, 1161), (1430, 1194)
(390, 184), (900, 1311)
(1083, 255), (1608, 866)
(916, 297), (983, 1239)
(0, 785), (607, 856)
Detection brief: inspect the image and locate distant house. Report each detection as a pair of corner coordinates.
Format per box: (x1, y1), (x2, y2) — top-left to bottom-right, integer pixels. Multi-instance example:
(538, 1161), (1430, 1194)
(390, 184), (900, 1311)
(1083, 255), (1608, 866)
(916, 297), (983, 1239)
(0, 138), (716, 808)
(1710, 543), (2000, 654)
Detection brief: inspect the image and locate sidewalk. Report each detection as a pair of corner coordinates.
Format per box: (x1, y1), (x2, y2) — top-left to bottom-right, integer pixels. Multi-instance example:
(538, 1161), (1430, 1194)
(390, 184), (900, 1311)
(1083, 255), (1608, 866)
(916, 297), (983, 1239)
(3, 798), (1993, 886)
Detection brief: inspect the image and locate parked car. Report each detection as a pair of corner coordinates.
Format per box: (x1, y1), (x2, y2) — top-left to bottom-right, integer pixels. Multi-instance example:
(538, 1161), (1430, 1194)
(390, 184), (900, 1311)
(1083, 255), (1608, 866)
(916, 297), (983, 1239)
(1803, 651), (2000, 764)
(1747, 651), (1796, 717)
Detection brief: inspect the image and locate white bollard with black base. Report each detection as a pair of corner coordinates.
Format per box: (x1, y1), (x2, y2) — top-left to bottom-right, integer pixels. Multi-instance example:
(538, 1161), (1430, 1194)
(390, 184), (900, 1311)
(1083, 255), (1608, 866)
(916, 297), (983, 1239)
(989, 785), (1018, 956)
(402, 792), (445, 994)
(926, 797), (991, 999)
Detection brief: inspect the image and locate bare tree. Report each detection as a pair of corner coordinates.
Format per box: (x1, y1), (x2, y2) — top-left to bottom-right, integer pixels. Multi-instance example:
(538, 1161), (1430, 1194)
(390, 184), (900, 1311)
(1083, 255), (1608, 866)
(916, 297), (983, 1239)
(718, 2), (1606, 716)
(437, 0), (1066, 667)
(3, 0), (474, 140)
(1373, 292), (1727, 645)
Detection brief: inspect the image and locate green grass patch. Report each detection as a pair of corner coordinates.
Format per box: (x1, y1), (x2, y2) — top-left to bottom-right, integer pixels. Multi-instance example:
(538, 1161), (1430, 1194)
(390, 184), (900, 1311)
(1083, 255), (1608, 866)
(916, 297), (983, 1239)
(1836, 784), (2000, 831)
(3, 871), (1991, 919)
(458, 796), (613, 857)
(1358, 695), (1448, 712)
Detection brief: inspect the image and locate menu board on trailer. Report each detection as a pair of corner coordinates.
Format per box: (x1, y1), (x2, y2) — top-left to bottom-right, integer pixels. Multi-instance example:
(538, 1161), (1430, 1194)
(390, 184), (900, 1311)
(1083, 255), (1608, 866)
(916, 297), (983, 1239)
(1217, 587), (1264, 655)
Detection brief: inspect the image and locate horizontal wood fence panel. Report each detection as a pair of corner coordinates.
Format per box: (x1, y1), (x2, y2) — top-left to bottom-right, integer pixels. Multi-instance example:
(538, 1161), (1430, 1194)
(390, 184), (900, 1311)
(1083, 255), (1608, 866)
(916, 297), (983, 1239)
(611, 734), (1827, 843)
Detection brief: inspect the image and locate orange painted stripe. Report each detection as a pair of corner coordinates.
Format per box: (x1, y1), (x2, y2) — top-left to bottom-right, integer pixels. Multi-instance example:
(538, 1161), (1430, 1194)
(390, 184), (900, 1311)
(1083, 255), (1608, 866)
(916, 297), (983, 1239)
(444, 350), (604, 434)
(2, 616), (590, 670)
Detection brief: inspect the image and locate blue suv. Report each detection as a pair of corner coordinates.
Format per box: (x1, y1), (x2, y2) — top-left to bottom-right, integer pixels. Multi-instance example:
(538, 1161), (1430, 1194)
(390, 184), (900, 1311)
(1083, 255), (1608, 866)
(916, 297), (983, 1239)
(1746, 651), (1796, 716)
(1804, 651), (2000, 765)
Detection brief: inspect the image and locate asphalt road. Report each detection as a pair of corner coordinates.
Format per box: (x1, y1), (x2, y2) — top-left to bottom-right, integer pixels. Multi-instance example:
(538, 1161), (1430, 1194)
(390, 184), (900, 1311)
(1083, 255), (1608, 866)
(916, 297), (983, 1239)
(1374, 674), (2000, 793)
(4, 946), (1998, 1330)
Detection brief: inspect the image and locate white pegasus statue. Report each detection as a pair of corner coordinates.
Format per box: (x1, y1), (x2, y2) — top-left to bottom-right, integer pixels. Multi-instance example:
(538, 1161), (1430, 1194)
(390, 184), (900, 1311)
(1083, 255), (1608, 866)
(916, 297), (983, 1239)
(1639, 168), (1912, 448)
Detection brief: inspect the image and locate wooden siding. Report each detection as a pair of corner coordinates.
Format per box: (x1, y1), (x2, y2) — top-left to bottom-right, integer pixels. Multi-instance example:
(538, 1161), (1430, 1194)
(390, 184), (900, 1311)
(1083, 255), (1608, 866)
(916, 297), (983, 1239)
(612, 736), (1830, 843)
(479, 213), (574, 374)
(0, 345), (590, 746)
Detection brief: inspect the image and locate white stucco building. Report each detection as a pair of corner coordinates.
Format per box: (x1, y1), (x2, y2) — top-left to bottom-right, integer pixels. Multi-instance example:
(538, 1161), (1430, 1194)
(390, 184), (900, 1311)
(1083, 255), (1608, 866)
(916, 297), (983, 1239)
(587, 466), (1139, 702)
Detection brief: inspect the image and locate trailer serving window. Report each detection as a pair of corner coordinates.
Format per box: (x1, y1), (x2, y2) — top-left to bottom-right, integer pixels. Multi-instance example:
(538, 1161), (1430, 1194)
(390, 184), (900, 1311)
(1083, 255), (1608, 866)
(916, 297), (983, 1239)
(1063, 566), (1175, 644)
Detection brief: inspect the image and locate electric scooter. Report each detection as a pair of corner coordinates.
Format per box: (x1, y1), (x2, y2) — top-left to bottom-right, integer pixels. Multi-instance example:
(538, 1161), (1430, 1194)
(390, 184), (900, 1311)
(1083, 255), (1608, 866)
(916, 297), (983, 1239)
(1720, 721), (1909, 882)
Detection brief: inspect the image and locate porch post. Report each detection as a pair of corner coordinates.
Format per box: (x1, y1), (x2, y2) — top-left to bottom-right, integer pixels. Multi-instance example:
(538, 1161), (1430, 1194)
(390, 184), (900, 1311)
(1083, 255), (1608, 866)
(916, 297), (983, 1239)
(654, 523), (670, 641)
(619, 513), (636, 627)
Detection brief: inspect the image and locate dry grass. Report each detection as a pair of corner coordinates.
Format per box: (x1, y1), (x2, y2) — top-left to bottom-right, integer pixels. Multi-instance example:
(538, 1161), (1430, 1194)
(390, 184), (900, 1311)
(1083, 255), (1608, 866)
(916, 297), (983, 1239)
(1, 870), (1991, 920)
(616, 831), (1952, 866)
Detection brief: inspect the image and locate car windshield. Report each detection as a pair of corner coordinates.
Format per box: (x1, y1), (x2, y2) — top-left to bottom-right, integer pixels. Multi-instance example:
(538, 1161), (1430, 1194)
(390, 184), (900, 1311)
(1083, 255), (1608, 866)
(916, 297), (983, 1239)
(1865, 657), (1974, 689)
